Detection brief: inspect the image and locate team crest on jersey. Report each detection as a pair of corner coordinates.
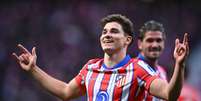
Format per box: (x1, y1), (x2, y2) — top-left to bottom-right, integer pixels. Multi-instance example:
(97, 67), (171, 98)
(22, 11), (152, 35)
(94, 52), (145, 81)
(96, 90), (109, 101)
(115, 74), (127, 87)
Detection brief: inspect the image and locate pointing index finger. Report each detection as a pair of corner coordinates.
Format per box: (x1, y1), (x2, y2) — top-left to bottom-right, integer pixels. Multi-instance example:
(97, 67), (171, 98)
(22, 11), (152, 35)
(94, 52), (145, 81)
(183, 33), (188, 45)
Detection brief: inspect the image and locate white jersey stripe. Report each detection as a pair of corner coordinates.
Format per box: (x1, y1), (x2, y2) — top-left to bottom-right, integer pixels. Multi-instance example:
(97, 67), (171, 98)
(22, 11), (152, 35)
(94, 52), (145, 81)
(121, 63), (134, 100)
(85, 65), (94, 101)
(137, 60), (156, 76)
(107, 71), (118, 101)
(92, 70), (105, 101)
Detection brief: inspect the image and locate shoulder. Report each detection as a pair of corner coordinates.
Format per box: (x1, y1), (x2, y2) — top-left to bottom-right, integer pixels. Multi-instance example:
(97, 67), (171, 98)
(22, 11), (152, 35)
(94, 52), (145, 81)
(87, 58), (102, 64)
(78, 58), (103, 75)
(82, 58), (103, 69)
(132, 58), (157, 76)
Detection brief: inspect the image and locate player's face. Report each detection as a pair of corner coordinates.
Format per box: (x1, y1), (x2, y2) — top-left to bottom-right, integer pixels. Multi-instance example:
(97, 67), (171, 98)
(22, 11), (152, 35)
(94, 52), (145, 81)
(138, 31), (165, 60)
(100, 22), (130, 54)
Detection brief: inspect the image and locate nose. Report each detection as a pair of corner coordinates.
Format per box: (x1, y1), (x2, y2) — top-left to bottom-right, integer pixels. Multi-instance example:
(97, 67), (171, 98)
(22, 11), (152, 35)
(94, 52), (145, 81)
(152, 41), (159, 47)
(105, 34), (112, 39)
(102, 32), (112, 39)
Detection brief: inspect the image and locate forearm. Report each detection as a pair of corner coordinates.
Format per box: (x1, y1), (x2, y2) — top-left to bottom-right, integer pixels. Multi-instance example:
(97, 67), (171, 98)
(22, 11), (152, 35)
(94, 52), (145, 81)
(29, 66), (68, 100)
(166, 63), (185, 100)
(150, 63), (185, 100)
(13, 44), (81, 100)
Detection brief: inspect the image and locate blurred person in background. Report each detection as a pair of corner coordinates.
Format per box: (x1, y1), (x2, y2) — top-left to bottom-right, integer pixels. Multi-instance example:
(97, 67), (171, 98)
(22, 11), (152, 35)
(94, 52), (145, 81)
(12, 14), (189, 101)
(137, 20), (200, 101)
(136, 20), (168, 100)
(178, 67), (201, 101)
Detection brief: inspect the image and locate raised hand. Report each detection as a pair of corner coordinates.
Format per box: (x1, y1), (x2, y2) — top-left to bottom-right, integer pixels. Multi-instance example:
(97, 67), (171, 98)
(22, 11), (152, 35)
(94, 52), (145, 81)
(12, 44), (37, 71)
(174, 33), (189, 65)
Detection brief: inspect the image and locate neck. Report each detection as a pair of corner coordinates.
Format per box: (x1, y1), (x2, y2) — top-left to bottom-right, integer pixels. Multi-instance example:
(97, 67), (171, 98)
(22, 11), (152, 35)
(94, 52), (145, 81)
(104, 49), (127, 68)
(148, 60), (158, 68)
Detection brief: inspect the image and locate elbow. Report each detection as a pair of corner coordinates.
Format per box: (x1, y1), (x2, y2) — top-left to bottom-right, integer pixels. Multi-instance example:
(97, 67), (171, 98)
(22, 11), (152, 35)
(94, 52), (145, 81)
(60, 89), (72, 101)
(57, 93), (71, 101)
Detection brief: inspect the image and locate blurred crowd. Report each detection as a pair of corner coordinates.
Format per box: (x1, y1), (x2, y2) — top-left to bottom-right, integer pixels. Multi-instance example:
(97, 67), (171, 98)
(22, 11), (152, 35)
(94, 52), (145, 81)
(0, 0), (201, 101)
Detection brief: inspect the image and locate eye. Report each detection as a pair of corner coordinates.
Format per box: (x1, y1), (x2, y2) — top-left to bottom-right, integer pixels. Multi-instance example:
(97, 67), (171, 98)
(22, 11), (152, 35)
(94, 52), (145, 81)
(146, 39), (154, 43)
(156, 38), (162, 43)
(102, 29), (107, 35)
(110, 28), (119, 34)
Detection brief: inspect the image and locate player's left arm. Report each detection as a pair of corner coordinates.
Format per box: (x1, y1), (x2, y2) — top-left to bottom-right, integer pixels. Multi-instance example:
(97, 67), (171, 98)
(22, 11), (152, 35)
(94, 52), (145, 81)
(149, 33), (189, 100)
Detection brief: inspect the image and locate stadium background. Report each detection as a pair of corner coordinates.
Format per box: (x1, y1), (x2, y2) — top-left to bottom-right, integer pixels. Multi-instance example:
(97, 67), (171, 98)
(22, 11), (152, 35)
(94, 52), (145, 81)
(0, 0), (201, 101)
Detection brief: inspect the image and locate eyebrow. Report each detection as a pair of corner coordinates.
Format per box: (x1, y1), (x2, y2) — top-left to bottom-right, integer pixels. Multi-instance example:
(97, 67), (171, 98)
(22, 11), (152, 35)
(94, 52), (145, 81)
(110, 28), (119, 31)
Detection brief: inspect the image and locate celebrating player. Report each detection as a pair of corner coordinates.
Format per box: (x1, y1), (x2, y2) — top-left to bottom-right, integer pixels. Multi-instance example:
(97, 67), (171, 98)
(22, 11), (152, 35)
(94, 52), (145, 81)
(13, 14), (189, 101)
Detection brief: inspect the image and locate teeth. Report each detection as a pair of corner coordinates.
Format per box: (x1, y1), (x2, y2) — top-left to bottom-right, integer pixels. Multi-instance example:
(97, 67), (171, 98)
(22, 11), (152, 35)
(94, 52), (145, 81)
(104, 40), (113, 43)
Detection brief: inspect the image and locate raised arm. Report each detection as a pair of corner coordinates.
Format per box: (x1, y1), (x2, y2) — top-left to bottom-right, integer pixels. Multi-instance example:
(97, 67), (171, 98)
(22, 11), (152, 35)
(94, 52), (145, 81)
(12, 44), (82, 100)
(149, 33), (189, 100)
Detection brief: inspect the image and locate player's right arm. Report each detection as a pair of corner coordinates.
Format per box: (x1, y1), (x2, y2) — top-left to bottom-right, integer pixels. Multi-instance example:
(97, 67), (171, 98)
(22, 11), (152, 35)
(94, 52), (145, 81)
(12, 44), (82, 100)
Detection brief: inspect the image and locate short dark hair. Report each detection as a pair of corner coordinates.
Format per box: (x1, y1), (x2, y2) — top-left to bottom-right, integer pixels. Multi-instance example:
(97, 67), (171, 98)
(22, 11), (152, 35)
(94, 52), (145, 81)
(139, 20), (166, 40)
(101, 14), (134, 38)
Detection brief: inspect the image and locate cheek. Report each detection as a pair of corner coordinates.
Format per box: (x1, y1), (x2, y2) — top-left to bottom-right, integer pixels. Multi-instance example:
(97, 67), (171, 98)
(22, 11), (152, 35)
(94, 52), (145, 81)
(100, 36), (103, 42)
(161, 45), (165, 51)
(100, 35), (103, 40)
(119, 39), (126, 46)
(159, 43), (165, 49)
(100, 37), (104, 47)
(143, 44), (151, 50)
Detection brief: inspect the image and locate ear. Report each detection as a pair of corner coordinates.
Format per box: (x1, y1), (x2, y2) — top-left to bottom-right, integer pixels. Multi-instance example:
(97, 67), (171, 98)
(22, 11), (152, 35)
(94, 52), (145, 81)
(138, 39), (142, 50)
(126, 36), (132, 45)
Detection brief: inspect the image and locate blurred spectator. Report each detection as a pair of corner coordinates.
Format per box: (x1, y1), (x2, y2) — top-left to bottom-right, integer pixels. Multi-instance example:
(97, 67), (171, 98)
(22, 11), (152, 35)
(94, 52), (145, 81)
(178, 67), (201, 101)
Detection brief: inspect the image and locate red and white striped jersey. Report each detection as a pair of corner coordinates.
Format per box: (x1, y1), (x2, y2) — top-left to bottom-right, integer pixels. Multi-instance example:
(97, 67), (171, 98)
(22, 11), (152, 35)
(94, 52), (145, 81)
(137, 65), (168, 101)
(75, 55), (158, 101)
(136, 54), (168, 101)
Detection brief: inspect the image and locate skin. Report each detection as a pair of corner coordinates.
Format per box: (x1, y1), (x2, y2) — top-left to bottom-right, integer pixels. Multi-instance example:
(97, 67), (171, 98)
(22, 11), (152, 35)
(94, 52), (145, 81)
(138, 31), (165, 67)
(150, 33), (189, 100)
(13, 45), (81, 100)
(138, 31), (189, 100)
(12, 20), (189, 100)
(100, 22), (132, 68)
(12, 21), (132, 100)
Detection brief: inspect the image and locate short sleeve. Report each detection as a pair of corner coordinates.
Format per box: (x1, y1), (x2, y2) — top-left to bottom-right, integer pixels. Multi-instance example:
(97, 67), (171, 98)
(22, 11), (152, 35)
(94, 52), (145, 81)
(74, 64), (88, 95)
(74, 58), (101, 95)
(134, 60), (159, 92)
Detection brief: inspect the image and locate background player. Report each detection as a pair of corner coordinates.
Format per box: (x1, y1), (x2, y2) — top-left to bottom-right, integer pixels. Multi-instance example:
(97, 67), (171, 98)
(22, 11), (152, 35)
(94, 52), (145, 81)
(136, 20), (168, 100)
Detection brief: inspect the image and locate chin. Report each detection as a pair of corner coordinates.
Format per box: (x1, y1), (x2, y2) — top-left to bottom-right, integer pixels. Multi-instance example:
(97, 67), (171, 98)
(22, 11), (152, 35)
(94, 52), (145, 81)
(149, 55), (160, 60)
(147, 57), (158, 61)
(103, 48), (115, 55)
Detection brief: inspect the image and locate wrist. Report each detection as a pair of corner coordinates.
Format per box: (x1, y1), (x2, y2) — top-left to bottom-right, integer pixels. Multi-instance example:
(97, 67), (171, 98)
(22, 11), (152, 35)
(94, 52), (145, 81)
(175, 61), (185, 68)
(29, 65), (38, 73)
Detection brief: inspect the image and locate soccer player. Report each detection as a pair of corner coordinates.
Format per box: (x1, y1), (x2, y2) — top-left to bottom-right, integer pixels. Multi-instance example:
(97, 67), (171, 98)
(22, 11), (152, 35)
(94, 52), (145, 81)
(12, 14), (189, 101)
(136, 20), (168, 100)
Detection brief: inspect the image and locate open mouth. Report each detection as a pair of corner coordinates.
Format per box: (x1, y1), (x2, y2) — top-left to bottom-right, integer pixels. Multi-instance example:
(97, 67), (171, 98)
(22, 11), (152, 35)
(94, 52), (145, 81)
(103, 40), (114, 43)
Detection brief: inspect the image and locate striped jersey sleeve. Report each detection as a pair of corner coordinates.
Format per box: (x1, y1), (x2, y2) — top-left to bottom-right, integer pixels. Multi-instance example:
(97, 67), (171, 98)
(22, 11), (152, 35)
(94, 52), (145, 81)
(74, 59), (101, 95)
(134, 59), (159, 92)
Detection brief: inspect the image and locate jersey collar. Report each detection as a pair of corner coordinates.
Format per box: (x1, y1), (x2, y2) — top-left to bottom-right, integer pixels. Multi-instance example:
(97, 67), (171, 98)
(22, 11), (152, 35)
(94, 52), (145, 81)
(102, 55), (131, 70)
